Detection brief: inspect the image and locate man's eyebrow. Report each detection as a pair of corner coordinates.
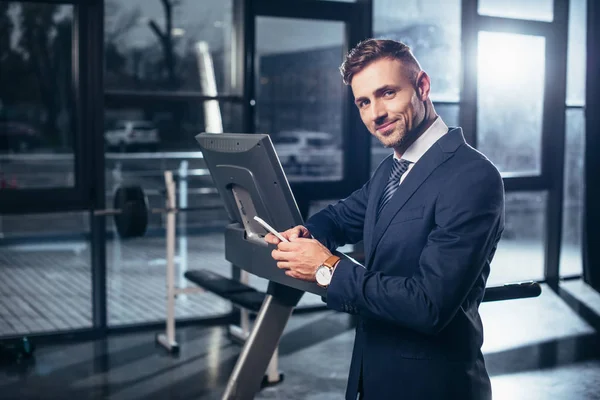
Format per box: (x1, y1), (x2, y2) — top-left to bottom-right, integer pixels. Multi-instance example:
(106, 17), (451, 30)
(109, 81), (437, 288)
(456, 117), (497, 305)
(354, 96), (367, 105)
(374, 84), (397, 95)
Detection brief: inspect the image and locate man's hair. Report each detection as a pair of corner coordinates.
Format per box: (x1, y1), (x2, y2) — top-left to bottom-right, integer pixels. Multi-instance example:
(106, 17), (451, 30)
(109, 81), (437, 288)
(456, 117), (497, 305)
(340, 39), (422, 86)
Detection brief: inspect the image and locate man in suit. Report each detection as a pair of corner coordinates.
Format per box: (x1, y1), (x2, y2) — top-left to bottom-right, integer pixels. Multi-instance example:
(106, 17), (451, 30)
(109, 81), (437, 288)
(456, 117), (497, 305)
(265, 39), (504, 400)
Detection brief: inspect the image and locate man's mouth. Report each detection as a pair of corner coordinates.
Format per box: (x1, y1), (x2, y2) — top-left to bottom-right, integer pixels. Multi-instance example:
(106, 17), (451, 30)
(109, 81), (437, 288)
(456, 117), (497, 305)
(376, 120), (396, 135)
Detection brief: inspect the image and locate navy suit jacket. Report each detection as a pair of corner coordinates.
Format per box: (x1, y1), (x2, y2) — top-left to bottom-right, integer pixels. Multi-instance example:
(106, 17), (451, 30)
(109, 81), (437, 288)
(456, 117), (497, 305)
(305, 128), (504, 400)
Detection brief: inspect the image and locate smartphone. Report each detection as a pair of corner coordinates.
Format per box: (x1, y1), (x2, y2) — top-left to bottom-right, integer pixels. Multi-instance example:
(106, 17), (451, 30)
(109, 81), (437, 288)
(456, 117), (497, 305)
(253, 216), (289, 243)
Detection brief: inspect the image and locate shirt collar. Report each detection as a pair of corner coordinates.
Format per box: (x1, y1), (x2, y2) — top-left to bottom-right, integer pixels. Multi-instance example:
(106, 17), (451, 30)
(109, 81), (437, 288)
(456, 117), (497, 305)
(395, 117), (449, 163)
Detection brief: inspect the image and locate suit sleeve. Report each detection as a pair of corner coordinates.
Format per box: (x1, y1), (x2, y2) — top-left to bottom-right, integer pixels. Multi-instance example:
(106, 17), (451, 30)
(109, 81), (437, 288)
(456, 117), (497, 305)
(325, 159), (505, 335)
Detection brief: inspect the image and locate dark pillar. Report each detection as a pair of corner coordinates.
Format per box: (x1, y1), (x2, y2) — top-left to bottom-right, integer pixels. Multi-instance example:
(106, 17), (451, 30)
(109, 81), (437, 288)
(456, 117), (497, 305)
(584, 0), (600, 291)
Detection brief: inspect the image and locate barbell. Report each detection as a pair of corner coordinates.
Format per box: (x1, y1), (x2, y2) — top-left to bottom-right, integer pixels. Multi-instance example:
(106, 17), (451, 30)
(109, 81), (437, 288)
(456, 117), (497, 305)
(94, 185), (223, 238)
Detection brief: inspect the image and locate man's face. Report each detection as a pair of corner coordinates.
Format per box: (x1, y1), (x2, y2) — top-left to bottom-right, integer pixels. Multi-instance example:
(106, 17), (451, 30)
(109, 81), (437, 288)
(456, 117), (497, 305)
(351, 58), (426, 149)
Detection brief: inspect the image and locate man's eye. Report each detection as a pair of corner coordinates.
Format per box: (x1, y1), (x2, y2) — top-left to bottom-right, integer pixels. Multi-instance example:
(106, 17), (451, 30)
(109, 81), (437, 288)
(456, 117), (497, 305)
(358, 100), (369, 108)
(384, 90), (395, 97)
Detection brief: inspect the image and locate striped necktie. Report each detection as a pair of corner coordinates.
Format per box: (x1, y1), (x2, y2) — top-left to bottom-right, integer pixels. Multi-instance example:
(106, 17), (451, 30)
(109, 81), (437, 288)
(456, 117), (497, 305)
(377, 158), (412, 218)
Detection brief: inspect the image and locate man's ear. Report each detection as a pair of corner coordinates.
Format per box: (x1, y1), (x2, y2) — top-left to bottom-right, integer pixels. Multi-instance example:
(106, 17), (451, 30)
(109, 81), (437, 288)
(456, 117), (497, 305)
(416, 71), (431, 101)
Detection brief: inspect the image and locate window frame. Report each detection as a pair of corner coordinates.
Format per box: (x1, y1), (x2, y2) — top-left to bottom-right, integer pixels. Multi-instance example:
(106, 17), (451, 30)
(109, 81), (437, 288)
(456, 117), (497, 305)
(248, 0), (373, 215)
(460, 0), (570, 286)
(0, 1), (103, 214)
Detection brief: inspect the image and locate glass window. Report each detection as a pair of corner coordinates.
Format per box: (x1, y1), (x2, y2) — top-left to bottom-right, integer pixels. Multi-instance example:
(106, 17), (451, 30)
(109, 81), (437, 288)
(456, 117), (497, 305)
(105, 161), (232, 327)
(115, 121), (127, 130)
(256, 16), (345, 182)
(435, 103), (460, 128)
(0, 3), (75, 189)
(107, 233), (231, 327)
(272, 135), (300, 145)
(104, 101), (241, 327)
(478, 0), (553, 22)
(104, 100), (242, 152)
(306, 136), (335, 147)
(0, 212), (92, 336)
(476, 32), (545, 175)
(0, 211), (88, 238)
(567, 0), (587, 106)
(373, 0), (461, 102)
(372, 0), (461, 174)
(104, 1), (241, 326)
(103, 101), (242, 230)
(488, 192), (547, 285)
(130, 121), (155, 130)
(561, 109), (584, 277)
(104, 0), (237, 95)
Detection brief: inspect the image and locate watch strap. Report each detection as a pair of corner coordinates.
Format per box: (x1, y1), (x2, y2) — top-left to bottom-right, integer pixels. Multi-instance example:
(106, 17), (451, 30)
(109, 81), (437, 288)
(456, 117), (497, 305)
(323, 255), (341, 269)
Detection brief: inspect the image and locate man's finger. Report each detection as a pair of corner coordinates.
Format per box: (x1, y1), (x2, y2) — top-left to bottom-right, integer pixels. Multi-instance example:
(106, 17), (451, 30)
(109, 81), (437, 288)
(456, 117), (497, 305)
(288, 237), (311, 243)
(289, 225), (308, 240)
(285, 270), (298, 278)
(277, 240), (299, 251)
(264, 232), (281, 245)
(271, 249), (287, 261)
(277, 261), (291, 270)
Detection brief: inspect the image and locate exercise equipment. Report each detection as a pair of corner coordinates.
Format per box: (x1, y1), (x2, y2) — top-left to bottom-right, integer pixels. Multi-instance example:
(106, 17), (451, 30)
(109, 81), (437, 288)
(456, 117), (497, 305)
(151, 171), (284, 386)
(184, 269), (284, 388)
(94, 183), (222, 239)
(153, 171), (205, 354)
(482, 281), (542, 302)
(112, 185), (148, 238)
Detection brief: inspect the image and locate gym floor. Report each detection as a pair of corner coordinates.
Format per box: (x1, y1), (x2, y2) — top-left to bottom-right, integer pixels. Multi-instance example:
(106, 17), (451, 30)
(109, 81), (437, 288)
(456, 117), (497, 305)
(0, 230), (325, 336)
(0, 230), (597, 399)
(0, 229), (584, 337)
(0, 279), (599, 399)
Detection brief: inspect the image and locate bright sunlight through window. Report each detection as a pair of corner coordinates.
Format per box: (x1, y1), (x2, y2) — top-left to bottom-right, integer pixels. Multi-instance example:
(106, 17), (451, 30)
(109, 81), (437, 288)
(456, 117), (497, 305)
(478, 31), (546, 91)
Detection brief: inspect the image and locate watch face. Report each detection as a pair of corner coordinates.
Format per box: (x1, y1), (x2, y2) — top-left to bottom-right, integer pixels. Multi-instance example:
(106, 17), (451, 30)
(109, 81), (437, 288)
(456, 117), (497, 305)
(316, 266), (332, 286)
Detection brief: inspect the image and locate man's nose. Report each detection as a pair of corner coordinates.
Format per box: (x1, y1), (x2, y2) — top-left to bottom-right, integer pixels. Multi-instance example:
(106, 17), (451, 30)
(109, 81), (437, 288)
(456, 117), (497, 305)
(371, 100), (387, 123)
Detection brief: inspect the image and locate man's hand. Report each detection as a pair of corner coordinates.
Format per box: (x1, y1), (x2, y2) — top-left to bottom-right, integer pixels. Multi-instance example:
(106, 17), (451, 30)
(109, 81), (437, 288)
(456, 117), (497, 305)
(264, 225), (311, 245)
(271, 238), (333, 282)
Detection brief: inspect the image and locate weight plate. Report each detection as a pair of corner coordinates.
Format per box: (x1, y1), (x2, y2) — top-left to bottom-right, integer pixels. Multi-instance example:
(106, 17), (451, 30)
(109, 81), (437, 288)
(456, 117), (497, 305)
(113, 185), (149, 238)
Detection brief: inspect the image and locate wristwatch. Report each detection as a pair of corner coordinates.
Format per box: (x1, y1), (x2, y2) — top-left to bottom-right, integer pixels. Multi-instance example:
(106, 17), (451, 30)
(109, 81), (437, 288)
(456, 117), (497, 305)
(315, 255), (341, 288)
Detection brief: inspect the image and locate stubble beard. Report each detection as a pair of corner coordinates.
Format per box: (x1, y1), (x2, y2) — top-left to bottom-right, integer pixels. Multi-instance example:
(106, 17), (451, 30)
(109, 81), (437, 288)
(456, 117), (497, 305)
(379, 130), (403, 149)
(377, 123), (416, 152)
(380, 102), (427, 152)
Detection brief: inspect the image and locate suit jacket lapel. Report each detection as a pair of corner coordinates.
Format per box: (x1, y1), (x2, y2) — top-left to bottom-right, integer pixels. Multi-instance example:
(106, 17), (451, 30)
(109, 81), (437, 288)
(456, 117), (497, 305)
(365, 128), (466, 268)
(364, 155), (393, 257)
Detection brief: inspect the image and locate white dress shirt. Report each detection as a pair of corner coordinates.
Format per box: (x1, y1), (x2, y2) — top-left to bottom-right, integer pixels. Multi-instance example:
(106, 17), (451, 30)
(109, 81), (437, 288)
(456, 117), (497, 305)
(395, 117), (449, 184)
